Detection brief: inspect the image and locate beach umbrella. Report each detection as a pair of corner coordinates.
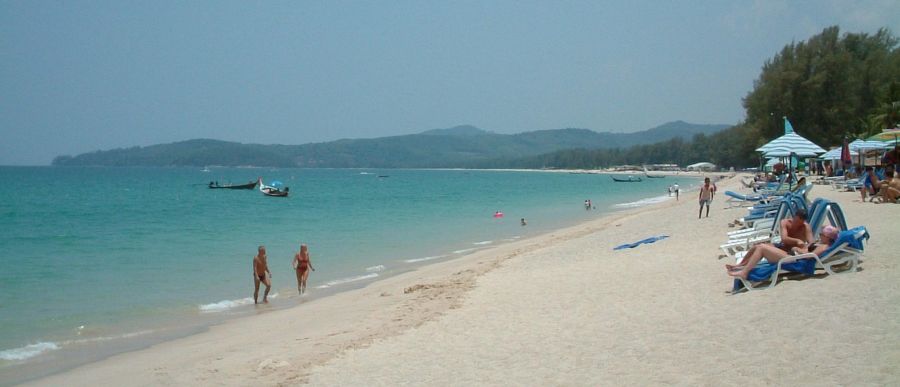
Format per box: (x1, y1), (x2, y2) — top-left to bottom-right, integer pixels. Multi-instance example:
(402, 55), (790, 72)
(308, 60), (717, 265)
(820, 147), (856, 160)
(868, 128), (899, 164)
(867, 128), (900, 143)
(756, 132), (826, 157)
(848, 139), (892, 151)
(841, 138), (852, 170)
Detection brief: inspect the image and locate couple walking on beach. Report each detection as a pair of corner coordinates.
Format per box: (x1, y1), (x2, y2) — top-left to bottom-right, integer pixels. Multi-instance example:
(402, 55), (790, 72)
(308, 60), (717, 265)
(252, 244), (316, 304)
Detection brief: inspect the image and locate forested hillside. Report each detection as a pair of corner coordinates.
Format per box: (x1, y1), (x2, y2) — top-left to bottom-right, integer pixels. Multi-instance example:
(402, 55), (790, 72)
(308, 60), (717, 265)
(52, 122), (727, 168)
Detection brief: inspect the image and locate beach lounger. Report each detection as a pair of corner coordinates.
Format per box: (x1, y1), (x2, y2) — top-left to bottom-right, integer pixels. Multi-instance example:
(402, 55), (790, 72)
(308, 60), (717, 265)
(731, 226), (868, 292)
(795, 226), (868, 275)
(725, 191), (766, 208)
(731, 254), (816, 292)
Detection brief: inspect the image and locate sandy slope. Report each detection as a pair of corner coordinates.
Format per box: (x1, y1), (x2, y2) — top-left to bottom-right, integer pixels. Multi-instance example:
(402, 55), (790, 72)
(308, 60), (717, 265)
(27, 174), (900, 386)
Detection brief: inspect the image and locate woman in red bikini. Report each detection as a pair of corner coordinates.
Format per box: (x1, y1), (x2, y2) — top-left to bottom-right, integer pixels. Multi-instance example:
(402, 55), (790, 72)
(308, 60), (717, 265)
(292, 244), (315, 295)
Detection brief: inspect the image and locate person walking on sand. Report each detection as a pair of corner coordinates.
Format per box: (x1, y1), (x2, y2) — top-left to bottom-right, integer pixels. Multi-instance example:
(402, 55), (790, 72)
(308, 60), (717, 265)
(698, 177), (713, 218)
(253, 246), (272, 304)
(673, 182), (679, 200)
(292, 244), (315, 295)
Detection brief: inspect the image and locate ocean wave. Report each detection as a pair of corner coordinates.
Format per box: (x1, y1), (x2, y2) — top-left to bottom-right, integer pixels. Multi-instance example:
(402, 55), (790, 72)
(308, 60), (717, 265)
(472, 240), (493, 245)
(199, 293), (279, 312)
(452, 248), (477, 254)
(0, 342), (59, 361)
(0, 329), (159, 363)
(612, 194), (673, 208)
(365, 265), (385, 272)
(403, 255), (446, 263)
(315, 273), (378, 289)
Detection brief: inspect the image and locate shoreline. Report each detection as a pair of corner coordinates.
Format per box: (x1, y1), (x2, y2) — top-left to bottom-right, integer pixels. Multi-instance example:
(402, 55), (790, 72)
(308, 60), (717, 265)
(7, 173), (701, 385)
(23, 172), (900, 385)
(20, 173), (709, 386)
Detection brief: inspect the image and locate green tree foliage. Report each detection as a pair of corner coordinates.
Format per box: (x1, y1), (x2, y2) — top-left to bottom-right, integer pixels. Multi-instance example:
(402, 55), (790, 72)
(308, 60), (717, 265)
(743, 26), (899, 145)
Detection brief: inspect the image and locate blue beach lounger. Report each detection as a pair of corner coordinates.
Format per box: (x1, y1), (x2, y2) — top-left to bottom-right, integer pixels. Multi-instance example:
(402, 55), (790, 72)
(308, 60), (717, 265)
(725, 191), (766, 208)
(732, 226), (869, 292)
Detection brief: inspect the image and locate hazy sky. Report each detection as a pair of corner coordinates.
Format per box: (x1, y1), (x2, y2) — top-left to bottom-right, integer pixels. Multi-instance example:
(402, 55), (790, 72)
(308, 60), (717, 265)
(2, 1), (898, 165)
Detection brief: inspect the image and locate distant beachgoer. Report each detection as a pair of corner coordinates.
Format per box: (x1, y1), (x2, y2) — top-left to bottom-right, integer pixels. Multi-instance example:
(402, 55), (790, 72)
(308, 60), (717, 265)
(667, 185), (673, 197)
(292, 244), (315, 295)
(520, 218), (527, 226)
(253, 246), (272, 304)
(584, 200), (590, 210)
(673, 183), (679, 200)
(727, 225), (837, 280)
(494, 211), (504, 218)
(698, 177), (712, 218)
(791, 177), (807, 193)
(588, 199), (592, 210)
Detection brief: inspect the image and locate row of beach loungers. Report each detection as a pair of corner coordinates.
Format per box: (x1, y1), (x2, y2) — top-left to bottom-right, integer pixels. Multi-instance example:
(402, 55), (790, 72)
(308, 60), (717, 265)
(720, 182), (870, 293)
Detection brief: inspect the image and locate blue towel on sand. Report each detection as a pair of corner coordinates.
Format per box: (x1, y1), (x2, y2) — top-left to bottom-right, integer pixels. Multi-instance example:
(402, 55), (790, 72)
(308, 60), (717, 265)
(614, 235), (669, 250)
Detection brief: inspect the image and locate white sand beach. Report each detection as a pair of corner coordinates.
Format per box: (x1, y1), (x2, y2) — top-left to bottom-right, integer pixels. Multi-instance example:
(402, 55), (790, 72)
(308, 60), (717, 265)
(27, 174), (900, 386)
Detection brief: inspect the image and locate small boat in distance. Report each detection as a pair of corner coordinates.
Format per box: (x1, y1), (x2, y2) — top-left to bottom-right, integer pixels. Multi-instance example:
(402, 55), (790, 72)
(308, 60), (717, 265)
(259, 178), (289, 197)
(208, 180), (258, 189)
(643, 166), (665, 178)
(201, 166), (211, 173)
(611, 175), (642, 183)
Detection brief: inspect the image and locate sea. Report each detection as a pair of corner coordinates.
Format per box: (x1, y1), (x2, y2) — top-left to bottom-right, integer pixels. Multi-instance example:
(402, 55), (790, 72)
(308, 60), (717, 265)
(0, 166), (700, 383)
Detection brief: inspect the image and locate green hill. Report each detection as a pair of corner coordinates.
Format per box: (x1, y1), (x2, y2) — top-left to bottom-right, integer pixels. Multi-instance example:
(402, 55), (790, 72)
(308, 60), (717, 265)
(52, 121), (729, 168)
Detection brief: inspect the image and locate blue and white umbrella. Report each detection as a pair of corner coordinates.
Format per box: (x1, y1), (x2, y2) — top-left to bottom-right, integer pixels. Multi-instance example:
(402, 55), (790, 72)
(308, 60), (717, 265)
(820, 147), (856, 160)
(848, 139), (891, 151)
(757, 132), (826, 157)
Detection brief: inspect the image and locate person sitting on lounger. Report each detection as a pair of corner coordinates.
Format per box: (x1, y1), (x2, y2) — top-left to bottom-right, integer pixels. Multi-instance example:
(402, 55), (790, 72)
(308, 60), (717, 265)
(876, 170), (900, 203)
(766, 207), (812, 251)
(726, 225), (838, 279)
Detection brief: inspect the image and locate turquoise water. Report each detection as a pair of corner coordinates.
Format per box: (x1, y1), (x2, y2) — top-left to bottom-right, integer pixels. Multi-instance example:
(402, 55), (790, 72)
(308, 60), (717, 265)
(0, 167), (698, 382)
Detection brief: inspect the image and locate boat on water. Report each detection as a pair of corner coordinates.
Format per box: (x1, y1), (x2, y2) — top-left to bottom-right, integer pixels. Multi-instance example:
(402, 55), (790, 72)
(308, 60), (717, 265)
(611, 175), (642, 182)
(208, 180), (258, 189)
(643, 166), (665, 178)
(259, 178), (289, 197)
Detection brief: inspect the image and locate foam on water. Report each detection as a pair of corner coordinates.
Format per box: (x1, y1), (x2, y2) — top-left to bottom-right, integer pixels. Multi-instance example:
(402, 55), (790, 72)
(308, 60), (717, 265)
(315, 273), (379, 289)
(452, 248), (478, 254)
(365, 265), (385, 272)
(0, 342), (59, 361)
(472, 240), (493, 245)
(613, 194), (673, 208)
(199, 293), (279, 312)
(403, 255), (447, 263)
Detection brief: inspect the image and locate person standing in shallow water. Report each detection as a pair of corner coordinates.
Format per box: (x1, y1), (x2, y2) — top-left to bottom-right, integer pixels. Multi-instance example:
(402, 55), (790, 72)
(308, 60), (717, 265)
(253, 246), (272, 304)
(292, 244), (315, 295)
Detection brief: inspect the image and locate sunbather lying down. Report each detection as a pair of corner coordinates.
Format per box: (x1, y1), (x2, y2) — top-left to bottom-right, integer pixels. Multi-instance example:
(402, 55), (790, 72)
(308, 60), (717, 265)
(726, 225), (839, 280)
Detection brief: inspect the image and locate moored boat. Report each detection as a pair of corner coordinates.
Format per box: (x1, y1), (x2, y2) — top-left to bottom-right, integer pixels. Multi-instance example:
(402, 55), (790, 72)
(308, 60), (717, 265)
(259, 178), (289, 197)
(611, 175), (642, 182)
(208, 180), (258, 189)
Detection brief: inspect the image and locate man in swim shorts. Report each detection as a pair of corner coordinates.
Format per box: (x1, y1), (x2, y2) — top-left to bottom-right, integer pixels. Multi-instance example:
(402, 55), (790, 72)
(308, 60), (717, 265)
(698, 177), (713, 218)
(253, 245), (272, 304)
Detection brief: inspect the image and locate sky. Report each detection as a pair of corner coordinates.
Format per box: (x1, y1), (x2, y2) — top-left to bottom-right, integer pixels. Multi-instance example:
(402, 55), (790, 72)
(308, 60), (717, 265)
(2, 1), (898, 165)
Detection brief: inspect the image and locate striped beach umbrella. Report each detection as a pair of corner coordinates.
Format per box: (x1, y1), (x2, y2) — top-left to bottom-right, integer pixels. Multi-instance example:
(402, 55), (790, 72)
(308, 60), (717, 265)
(848, 139), (892, 151)
(820, 147), (856, 160)
(756, 132), (826, 157)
